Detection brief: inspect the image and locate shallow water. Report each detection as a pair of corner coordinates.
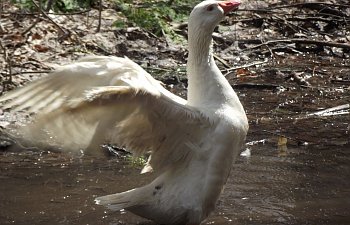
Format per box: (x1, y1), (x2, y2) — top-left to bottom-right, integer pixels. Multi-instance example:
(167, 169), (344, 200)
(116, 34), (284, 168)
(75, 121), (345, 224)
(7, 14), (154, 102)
(0, 140), (349, 225)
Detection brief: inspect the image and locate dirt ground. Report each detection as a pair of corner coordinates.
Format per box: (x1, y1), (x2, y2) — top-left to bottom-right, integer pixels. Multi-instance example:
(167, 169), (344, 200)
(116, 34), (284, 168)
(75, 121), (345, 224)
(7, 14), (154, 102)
(0, 0), (349, 225)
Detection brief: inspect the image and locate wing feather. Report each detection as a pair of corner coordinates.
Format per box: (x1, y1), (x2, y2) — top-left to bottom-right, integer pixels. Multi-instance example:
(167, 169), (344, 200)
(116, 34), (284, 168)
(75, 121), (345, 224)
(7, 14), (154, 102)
(0, 56), (211, 171)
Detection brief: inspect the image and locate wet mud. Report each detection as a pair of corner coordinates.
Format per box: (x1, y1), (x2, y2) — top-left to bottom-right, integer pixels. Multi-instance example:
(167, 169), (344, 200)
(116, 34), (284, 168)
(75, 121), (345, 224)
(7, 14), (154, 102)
(0, 135), (349, 225)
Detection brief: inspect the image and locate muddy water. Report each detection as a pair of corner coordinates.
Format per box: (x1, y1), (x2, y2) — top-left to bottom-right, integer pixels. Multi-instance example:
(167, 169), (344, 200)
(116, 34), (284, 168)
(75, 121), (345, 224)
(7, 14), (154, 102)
(0, 139), (349, 225)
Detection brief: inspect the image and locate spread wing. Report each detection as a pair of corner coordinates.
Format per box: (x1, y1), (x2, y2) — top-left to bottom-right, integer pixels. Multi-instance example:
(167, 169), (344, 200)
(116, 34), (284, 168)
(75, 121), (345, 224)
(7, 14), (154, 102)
(0, 56), (211, 171)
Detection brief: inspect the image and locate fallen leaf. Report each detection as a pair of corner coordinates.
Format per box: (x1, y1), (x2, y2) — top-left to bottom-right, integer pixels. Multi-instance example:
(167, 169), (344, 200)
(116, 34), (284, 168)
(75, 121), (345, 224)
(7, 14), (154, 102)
(277, 136), (288, 146)
(236, 68), (250, 77)
(33, 44), (50, 52)
(31, 32), (43, 40)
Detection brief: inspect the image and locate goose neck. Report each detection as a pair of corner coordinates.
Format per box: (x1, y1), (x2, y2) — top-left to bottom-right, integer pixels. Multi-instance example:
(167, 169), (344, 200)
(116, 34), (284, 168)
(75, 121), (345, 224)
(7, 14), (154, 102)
(187, 27), (213, 67)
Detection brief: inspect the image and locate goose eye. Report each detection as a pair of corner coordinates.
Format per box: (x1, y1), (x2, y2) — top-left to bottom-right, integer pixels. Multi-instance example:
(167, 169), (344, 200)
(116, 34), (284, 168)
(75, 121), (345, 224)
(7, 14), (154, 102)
(206, 5), (214, 11)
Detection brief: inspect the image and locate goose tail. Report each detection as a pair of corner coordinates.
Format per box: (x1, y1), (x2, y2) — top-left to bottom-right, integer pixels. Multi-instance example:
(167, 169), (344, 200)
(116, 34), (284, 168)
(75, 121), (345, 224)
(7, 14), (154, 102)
(95, 188), (142, 211)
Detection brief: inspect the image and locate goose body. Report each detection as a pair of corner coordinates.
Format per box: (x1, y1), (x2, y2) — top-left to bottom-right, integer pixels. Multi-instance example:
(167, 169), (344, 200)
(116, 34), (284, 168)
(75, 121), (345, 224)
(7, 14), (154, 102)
(0, 1), (248, 224)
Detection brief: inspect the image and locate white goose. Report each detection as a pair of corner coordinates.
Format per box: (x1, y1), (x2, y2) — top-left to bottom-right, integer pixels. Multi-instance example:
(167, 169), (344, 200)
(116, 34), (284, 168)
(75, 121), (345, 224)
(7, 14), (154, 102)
(0, 0), (248, 224)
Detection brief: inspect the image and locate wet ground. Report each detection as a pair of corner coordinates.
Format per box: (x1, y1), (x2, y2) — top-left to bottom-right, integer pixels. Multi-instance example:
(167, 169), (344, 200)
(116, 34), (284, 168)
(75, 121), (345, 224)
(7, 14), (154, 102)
(0, 133), (349, 225)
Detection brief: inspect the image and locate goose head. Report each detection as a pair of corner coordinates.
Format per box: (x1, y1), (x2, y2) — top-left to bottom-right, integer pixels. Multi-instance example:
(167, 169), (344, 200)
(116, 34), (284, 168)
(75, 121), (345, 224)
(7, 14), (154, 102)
(187, 0), (240, 65)
(189, 0), (240, 33)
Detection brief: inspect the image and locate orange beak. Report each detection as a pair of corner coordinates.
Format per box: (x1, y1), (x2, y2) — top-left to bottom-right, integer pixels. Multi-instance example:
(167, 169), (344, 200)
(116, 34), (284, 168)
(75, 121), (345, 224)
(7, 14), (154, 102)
(218, 0), (240, 15)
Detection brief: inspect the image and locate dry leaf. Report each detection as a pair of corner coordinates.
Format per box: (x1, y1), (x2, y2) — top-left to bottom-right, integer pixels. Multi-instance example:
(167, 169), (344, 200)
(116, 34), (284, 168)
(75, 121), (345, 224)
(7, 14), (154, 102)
(3, 33), (25, 47)
(277, 136), (288, 146)
(31, 33), (43, 40)
(33, 44), (50, 52)
(236, 68), (250, 77)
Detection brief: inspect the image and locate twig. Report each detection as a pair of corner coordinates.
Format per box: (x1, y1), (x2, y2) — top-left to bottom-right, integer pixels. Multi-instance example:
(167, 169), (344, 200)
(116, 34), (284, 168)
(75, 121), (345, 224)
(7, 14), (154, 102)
(0, 70), (52, 76)
(85, 41), (113, 55)
(246, 38), (350, 50)
(232, 83), (281, 90)
(224, 59), (268, 76)
(213, 54), (230, 68)
(272, 15), (310, 35)
(2, 9), (92, 16)
(147, 67), (172, 72)
(269, 2), (349, 10)
(286, 16), (348, 23)
(305, 104), (350, 117)
(161, 28), (170, 47)
(235, 15), (348, 24)
(237, 9), (274, 14)
(331, 79), (350, 84)
(96, 0), (102, 32)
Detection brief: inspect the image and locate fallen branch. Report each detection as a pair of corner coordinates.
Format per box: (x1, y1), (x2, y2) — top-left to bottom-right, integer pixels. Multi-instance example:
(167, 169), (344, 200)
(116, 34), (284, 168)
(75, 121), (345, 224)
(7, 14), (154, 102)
(232, 83), (281, 90)
(272, 15), (310, 34)
(2, 9), (92, 16)
(224, 59), (268, 76)
(245, 38), (350, 50)
(307, 104), (350, 117)
(286, 16), (349, 23)
(0, 70), (52, 76)
(331, 79), (350, 84)
(268, 2), (349, 10)
(213, 54), (230, 68)
(96, 0), (102, 32)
